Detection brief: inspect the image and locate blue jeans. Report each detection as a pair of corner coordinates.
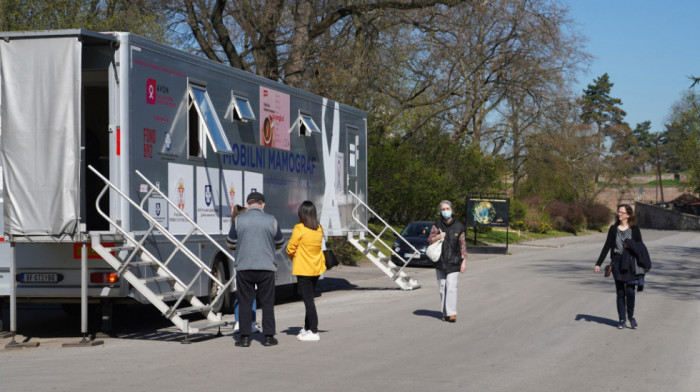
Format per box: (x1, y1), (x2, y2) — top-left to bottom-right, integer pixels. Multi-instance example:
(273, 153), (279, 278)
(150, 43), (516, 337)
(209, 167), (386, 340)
(234, 294), (257, 323)
(615, 279), (635, 322)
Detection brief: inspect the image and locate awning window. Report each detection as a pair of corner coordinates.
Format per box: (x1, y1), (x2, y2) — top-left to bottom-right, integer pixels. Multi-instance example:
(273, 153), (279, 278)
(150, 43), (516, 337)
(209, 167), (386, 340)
(297, 113), (322, 136)
(188, 84), (232, 154)
(232, 94), (256, 122)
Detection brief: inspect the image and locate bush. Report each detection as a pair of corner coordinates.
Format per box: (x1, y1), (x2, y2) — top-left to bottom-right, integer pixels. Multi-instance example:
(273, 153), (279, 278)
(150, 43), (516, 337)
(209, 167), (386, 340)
(509, 198), (527, 223)
(511, 220), (527, 231)
(583, 203), (612, 231)
(326, 236), (360, 266)
(546, 200), (585, 234)
(532, 221), (552, 234)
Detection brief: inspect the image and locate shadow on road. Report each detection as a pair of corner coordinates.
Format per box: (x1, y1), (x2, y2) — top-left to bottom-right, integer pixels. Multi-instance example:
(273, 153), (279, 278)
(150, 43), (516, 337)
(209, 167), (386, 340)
(574, 314), (618, 328)
(529, 243), (700, 302)
(413, 309), (442, 320)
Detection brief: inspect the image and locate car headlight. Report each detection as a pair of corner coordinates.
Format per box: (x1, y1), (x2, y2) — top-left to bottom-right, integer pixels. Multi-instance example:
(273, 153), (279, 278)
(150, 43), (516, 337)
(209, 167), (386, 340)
(418, 245), (427, 253)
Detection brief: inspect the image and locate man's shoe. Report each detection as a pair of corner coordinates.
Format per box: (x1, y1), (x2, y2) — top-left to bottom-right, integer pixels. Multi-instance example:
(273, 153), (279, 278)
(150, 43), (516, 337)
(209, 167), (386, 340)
(233, 322), (240, 334)
(263, 336), (278, 346)
(235, 336), (251, 347)
(617, 320), (626, 329)
(296, 328), (308, 340)
(629, 318), (638, 329)
(448, 315), (457, 323)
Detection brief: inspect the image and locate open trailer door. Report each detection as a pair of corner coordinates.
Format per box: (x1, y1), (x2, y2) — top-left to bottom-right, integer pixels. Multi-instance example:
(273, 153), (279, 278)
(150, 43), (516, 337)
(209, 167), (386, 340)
(0, 33), (82, 237)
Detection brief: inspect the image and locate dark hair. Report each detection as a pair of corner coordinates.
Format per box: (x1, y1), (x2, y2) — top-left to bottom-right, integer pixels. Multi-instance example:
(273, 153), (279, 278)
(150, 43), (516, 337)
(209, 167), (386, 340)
(232, 204), (247, 219)
(298, 200), (320, 230)
(615, 204), (636, 226)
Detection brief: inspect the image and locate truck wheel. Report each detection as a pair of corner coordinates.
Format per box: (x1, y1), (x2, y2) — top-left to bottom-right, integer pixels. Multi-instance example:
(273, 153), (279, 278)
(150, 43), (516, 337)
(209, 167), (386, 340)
(210, 259), (234, 314)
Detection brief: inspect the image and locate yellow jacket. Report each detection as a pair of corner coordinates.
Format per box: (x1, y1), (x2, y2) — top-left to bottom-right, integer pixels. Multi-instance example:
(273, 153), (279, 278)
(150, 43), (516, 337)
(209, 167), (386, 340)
(286, 223), (326, 276)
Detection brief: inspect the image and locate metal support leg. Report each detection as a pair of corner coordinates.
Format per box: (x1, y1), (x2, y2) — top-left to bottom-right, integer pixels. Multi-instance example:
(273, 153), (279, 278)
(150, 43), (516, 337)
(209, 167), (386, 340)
(181, 319), (191, 344)
(0, 287), (14, 339)
(5, 242), (38, 349)
(81, 243), (88, 342)
(63, 243), (103, 348)
(6, 242), (18, 346)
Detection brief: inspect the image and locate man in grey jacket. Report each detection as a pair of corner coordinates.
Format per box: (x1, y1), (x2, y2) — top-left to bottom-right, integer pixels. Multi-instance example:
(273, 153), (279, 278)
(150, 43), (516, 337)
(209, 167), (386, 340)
(227, 192), (284, 347)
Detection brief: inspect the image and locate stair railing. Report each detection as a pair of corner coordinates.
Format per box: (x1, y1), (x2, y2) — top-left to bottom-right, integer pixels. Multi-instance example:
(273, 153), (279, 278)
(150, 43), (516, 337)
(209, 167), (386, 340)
(87, 165), (235, 311)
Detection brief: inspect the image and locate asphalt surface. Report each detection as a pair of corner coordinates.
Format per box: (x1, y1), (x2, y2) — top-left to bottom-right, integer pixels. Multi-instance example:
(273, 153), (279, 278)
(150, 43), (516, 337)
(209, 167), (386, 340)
(1, 229), (699, 392)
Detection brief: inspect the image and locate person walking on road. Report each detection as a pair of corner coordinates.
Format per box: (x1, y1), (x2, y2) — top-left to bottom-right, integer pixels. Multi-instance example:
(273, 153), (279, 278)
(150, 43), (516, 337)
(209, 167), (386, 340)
(227, 192), (284, 347)
(427, 200), (467, 323)
(286, 201), (326, 342)
(594, 204), (644, 329)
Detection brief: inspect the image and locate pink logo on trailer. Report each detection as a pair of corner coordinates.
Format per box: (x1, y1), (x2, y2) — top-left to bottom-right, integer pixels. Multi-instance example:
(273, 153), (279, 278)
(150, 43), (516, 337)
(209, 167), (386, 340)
(146, 78), (157, 104)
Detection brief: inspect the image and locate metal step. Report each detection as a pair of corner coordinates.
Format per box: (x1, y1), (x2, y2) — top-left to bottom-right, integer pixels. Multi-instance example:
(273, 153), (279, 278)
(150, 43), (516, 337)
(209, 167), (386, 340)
(187, 319), (228, 333)
(158, 291), (193, 302)
(107, 246), (137, 252)
(128, 260), (159, 268)
(141, 275), (174, 283)
(176, 305), (211, 316)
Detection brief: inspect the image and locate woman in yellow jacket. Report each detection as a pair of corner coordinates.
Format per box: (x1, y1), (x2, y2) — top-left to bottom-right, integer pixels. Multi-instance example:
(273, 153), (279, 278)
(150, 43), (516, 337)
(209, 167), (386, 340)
(286, 200), (326, 341)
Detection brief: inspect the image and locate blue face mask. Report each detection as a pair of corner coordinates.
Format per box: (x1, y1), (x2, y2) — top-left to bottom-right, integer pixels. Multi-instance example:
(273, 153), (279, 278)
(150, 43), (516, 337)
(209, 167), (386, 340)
(441, 211), (452, 219)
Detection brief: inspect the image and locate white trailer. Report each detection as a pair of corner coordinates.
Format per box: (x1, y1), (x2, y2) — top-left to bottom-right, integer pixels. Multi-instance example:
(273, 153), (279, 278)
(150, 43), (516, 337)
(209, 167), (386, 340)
(0, 29), (386, 339)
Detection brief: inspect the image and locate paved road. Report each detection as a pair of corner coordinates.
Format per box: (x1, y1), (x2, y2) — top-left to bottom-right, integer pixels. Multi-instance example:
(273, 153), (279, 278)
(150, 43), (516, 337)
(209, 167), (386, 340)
(1, 230), (699, 392)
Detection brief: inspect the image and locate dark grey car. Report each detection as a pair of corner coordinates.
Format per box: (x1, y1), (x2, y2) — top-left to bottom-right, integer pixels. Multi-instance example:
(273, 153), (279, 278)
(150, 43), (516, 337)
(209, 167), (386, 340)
(391, 221), (435, 267)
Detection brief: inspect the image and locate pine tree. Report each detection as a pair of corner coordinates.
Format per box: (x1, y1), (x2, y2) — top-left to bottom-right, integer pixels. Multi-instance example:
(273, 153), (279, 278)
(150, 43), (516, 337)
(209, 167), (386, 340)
(579, 73), (627, 191)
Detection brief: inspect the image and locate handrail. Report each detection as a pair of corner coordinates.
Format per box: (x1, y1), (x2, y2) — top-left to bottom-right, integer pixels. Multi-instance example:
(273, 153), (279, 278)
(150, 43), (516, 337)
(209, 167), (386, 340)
(347, 191), (420, 277)
(134, 169), (236, 268)
(87, 166), (234, 293)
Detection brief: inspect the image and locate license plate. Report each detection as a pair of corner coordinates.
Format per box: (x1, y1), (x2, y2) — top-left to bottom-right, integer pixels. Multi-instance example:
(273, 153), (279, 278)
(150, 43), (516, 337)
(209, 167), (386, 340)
(18, 273), (60, 283)
(404, 252), (420, 258)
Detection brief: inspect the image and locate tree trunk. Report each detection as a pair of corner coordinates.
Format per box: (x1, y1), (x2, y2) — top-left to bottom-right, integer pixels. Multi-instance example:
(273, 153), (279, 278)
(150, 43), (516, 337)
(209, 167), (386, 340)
(284, 0), (312, 87)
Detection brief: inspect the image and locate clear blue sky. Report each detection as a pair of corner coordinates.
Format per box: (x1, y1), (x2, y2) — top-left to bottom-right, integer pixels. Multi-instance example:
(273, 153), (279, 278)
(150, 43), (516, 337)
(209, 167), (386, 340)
(566, 0), (699, 133)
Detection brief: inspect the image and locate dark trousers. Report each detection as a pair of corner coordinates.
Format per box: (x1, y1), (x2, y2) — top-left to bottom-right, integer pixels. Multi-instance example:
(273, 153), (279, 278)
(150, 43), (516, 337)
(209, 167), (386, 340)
(615, 279), (635, 321)
(297, 275), (320, 333)
(236, 270), (275, 336)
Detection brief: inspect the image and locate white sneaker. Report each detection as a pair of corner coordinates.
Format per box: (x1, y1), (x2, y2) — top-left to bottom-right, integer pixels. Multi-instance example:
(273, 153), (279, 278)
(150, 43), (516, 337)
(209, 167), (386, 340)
(252, 323), (261, 333)
(298, 331), (320, 341)
(296, 328), (308, 340)
(233, 322), (240, 333)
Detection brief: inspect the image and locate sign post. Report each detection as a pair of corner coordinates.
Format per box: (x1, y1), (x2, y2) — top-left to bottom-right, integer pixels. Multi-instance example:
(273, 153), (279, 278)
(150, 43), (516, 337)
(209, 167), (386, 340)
(465, 195), (510, 254)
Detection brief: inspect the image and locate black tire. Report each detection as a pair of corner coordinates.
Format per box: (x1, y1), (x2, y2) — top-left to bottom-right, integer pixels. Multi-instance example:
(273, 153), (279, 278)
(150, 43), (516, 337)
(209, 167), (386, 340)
(210, 258), (234, 314)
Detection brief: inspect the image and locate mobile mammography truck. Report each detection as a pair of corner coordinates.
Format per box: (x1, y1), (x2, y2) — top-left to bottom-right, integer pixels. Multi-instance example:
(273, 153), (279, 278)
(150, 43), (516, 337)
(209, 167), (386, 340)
(0, 29), (380, 338)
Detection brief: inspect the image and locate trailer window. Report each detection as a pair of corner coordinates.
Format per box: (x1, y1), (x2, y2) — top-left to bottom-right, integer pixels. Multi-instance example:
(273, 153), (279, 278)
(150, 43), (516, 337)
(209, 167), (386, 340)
(297, 113), (322, 136)
(231, 93), (256, 122)
(188, 84), (232, 155)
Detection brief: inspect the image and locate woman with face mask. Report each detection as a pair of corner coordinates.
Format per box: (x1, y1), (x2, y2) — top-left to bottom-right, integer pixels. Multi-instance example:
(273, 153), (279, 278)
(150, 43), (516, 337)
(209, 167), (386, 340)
(427, 200), (467, 322)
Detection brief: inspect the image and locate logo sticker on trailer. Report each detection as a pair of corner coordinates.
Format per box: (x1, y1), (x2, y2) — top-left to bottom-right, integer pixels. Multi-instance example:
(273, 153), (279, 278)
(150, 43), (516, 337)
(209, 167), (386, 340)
(146, 78), (157, 105)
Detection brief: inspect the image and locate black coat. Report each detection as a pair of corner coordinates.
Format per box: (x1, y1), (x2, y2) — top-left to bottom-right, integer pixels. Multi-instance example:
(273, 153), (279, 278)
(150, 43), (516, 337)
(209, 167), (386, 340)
(596, 224), (643, 282)
(620, 238), (652, 279)
(433, 218), (465, 274)
(595, 224), (642, 266)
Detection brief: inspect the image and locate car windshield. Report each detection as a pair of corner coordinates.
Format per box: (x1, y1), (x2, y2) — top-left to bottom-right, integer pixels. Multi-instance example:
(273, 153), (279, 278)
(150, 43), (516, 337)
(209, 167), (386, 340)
(401, 222), (432, 238)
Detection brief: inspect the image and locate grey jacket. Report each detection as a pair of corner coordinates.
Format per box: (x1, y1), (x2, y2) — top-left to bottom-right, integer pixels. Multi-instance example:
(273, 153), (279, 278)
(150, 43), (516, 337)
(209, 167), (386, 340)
(226, 205), (284, 271)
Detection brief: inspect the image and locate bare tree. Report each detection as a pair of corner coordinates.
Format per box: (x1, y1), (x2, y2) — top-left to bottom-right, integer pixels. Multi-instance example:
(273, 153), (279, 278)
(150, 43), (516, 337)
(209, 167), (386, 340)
(169, 0), (470, 87)
(412, 0), (586, 147)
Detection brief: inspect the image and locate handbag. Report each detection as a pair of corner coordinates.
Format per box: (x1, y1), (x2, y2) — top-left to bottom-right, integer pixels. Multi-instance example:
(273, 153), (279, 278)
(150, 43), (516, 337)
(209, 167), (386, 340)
(426, 231), (444, 262)
(323, 249), (339, 270)
(604, 263), (612, 277)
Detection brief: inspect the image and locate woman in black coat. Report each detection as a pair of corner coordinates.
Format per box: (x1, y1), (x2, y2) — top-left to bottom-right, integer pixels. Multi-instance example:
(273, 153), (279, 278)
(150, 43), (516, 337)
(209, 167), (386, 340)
(594, 204), (643, 329)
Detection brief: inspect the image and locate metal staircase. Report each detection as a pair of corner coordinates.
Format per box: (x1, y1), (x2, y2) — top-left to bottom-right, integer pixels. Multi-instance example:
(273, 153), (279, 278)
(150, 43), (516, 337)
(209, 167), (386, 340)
(87, 166), (235, 340)
(347, 191), (421, 290)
